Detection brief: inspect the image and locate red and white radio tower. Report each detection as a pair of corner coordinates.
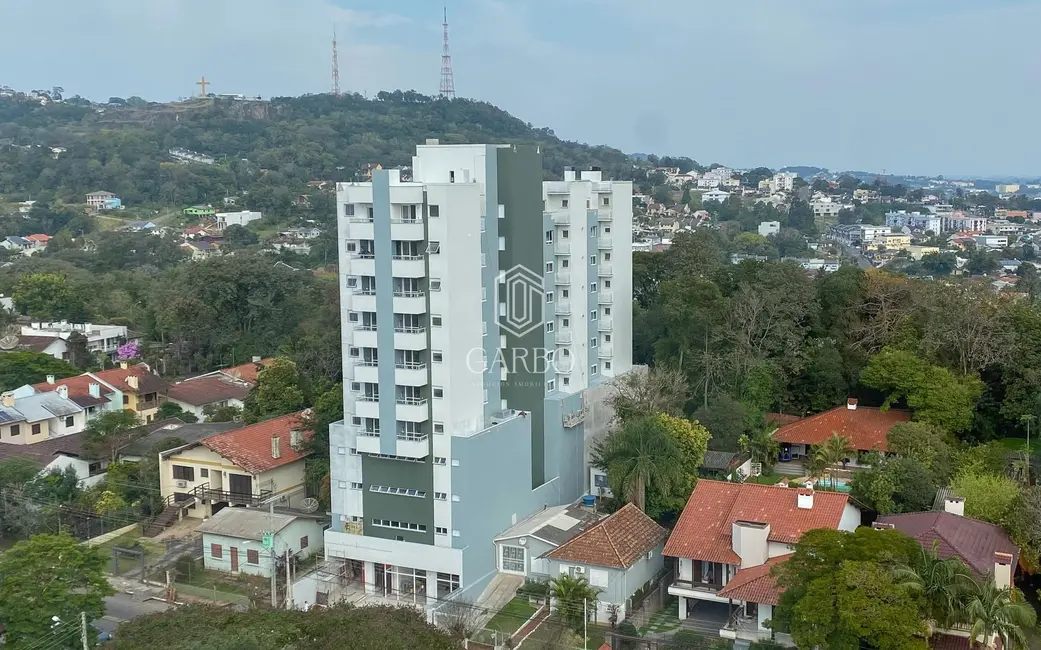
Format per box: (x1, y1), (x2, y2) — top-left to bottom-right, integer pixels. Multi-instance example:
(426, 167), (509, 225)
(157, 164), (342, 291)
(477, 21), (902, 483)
(332, 26), (341, 96)
(439, 5), (455, 99)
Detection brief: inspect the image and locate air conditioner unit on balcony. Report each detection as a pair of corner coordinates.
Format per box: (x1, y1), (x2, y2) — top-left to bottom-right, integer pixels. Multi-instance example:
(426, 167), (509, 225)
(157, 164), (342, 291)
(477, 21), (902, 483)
(174, 480), (187, 488)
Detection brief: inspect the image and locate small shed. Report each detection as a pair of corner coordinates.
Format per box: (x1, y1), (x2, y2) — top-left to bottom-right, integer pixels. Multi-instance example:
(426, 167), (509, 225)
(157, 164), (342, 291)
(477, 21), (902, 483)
(196, 508), (325, 578)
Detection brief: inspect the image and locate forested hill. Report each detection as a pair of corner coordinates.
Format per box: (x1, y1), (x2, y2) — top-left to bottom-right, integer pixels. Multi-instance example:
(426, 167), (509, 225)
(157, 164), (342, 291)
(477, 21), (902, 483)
(0, 91), (636, 207)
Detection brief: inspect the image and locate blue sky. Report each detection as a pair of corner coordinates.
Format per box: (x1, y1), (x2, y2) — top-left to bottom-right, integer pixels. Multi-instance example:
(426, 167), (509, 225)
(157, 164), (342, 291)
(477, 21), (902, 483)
(1, 0), (1038, 177)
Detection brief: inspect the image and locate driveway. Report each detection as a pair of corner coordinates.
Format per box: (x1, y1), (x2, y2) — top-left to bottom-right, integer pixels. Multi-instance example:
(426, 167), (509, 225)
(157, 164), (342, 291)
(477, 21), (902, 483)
(96, 578), (171, 639)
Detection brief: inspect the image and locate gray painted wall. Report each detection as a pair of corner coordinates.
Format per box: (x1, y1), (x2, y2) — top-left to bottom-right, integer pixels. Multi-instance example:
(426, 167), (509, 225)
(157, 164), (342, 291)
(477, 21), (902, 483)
(371, 171), (398, 456)
(546, 542), (664, 612)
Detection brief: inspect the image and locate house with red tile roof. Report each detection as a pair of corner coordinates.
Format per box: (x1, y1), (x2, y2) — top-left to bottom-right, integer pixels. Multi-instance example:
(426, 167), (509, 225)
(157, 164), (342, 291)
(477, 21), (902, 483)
(89, 362), (170, 423)
(663, 480), (861, 645)
(219, 357), (274, 385)
(539, 503), (667, 624)
(772, 398), (911, 462)
(158, 410), (313, 520)
(166, 375), (252, 421)
(32, 373), (122, 421)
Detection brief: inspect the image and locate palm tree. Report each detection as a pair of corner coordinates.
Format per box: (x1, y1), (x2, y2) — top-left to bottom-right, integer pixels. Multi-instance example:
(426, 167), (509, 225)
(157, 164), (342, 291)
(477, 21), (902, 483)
(893, 545), (975, 630)
(812, 433), (852, 488)
(591, 415), (682, 512)
(739, 425), (780, 473)
(965, 581), (1037, 650)
(550, 574), (601, 633)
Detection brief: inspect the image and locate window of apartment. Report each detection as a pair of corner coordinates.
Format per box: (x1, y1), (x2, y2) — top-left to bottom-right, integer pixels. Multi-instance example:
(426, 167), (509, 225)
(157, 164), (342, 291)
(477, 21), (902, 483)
(546, 350), (555, 363)
(345, 240), (357, 253)
(502, 546), (525, 573)
(546, 291), (554, 303)
(338, 481), (347, 489)
(337, 446), (346, 455)
(590, 282), (597, 293)
(211, 544), (222, 559)
(369, 485), (427, 498)
(547, 379), (556, 392)
(605, 361), (612, 371)
(432, 351), (443, 363)
(372, 519), (427, 533)
(344, 204), (356, 217)
(561, 259), (569, 268)
(300, 536), (309, 549)
(350, 482), (363, 490)
(591, 225), (598, 237)
(545, 261), (554, 273)
(31, 423), (41, 436)
(545, 230), (553, 244)
(590, 311), (598, 321)
(545, 322), (554, 333)
(436, 527), (449, 535)
(9, 425), (19, 437)
(603, 196), (611, 206)
(433, 387), (444, 399)
(591, 364), (599, 375)
(429, 205), (440, 217)
(349, 447), (358, 455)
(427, 241), (441, 254)
(431, 315), (443, 327)
(435, 492), (447, 500)
(590, 255), (598, 266)
(348, 312), (360, 324)
(200, 468), (209, 478)
(433, 422), (445, 434)
(605, 226), (611, 234)
(604, 306), (612, 316)
(562, 199), (569, 208)
(434, 457), (447, 465)
(562, 229), (569, 239)
(562, 318), (570, 328)
(65, 416), (74, 428)
(563, 377), (570, 387)
(429, 279), (442, 291)
(604, 252), (612, 261)
(172, 465), (195, 481)
(605, 280), (612, 289)
(562, 288), (570, 298)
(605, 333), (612, 343)
(590, 338), (598, 348)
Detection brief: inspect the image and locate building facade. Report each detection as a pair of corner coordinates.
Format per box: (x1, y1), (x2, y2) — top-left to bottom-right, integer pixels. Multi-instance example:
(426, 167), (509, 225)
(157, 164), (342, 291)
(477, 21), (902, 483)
(324, 142), (633, 607)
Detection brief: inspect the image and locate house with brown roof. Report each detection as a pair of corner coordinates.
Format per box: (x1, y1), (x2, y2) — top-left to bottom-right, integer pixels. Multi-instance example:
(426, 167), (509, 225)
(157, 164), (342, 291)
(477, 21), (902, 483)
(540, 503), (667, 624)
(219, 357), (274, 385)
(772, 398), (911, 464)
(158, 410), (313, 522)
(90, 362), (170, 423)
(165, 357), (272, 420)
(663, 480), (861, 645)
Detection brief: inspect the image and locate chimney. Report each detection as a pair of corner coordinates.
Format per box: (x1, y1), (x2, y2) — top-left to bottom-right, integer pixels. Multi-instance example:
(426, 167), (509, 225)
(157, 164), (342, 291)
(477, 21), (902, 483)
(797, 488), (814, 510)
(251, 356), (262, 363)
(943, 496), (965, 517)
(56, 385), (68, 399)
(46, 374), (55, 385)
(872, 522), (896, 530)
(119, 361), (129, 370)
(731, 521), (770, 568)
(271, 434), (281, 459)
(126, 375), (139, 390)
(994, 552), (1013, 589)
(846, 398), (858, 410)
(1, 392), (13, 408)
(290, 429), (302, 449)
(88, 382), (101, 398)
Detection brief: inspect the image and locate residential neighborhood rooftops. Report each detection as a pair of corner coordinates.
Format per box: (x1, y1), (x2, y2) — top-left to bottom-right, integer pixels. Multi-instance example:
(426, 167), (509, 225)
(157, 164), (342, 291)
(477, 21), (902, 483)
(875, 511), (1020, 575)
(543, 503), (667, 569)
(195, 507), (301, 540)
(167, 375), (251, 407)
(771, 400), (911, 452)
(9, 335), (64, 354)
(701, 450), (742, 471)
(1, 388), (83, 423)
(91, 363), (169, 396)
(32, 375), (113, 408)
(118, 419), (245, 458)
(494, 501), (602, 547)
(663, 480), (851, 564)
(200, 411), (311, 474)
(716, 553), (790, 605)
(0, 431), (91, 468)
(220, 358), (273, 384)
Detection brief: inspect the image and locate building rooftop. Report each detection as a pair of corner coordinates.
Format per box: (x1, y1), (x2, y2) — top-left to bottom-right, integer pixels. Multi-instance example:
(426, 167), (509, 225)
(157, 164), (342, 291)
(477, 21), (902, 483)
(32, 375), (113, 408)
(167, 375), (251, 407)
(495, 502), (603, 547)
(220, 358), (273, 385)
(771, 401), (910, 452)
(701, 451), (742, 471)
(716, 554), (790, 605)
(195, 507), (301, 541)
(118, 419), (245, 458)
(0, 431), (92, 468)
(91, 363), (169, 397)
(543, 503), (667, 569)
(663, 480), (850, 564)
(1, 388), (83, 423)
(876, 511), (1019, 576)
(200, 411), (311, 474)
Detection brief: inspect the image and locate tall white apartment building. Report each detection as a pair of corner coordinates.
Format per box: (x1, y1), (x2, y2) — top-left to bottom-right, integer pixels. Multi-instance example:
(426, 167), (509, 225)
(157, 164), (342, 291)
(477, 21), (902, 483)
(324, 142), (632, 608)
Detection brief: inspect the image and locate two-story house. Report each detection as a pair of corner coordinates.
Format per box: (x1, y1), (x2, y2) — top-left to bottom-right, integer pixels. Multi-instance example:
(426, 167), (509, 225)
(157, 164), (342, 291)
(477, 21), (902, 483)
(91, 362), (170, 423)
(0, 385), (87, 443)
(32, 374), (123, 422)
(663, 480), (860, 645)
(157, 411), (312, 526)
(165, 357), (272, 421)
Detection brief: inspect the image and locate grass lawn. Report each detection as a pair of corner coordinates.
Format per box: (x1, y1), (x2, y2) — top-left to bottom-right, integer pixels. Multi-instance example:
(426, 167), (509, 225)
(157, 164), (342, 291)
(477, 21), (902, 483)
(997, 437), (1040, 454)
(476, 597), (537, 642)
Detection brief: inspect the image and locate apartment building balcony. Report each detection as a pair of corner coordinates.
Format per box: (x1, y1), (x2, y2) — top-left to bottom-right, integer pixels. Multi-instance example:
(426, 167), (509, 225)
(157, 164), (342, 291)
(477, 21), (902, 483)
(598, 316), (612, 331)
(554, 271), (571, 285)
(597, 262), (613, 277)
(596, 208), (612, 222)
(548, 210), (570, 226)
(395, 399), (430, 422)
(349, 257), (376, 277)
(598, 293), (613, 305)
(598, 235), (613, 249)
(346, 221), (374, 241)
(350, 293), (377, 313)
(554, 300), (571, 316)
(554, 241), (571, 256)
(390, 221), (425, 242)
(352, 397), (381, 420)
(351, 363), (379, 385)
(393, 295), (427, 314)
(394, 327), (427, 351)
(394, 363), (429, 387)
(598, 345), (613, 359)
(395, 435), (429, 459)
(356, 432), (382, 455)
(350, 328), (378, 350)
(555, 330), (573, 345)
(392, 257), (426, 278)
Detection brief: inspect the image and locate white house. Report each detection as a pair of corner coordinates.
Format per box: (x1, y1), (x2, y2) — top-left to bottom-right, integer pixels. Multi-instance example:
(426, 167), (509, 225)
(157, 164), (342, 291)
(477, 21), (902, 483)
(703, 190), (731, 203)
(197, 508), (325, 578)
(20, 321), (133, 362)
(757, 221), (781, 237)
(214, 210), (262, 231)
(0, 385), (87, 443)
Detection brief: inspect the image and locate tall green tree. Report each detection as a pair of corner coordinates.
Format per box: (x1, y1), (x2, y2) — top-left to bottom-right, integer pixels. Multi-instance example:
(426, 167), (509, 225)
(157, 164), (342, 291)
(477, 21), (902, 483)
(0, 534), (114, 647)
(965, 582), (1036, 650)
(893, 545), (975, 629)
(591, 415), (683, 514)
(11, 272), (87, 320)
(243, 356), (306, 424)
(549, 574), (601, 634)
(84, 409), (142, 462)
(0, 352), (78, 392)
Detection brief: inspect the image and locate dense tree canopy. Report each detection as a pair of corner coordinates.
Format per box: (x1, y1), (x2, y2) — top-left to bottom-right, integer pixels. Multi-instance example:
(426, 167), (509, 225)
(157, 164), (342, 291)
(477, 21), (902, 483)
(0, 352), (79, 392)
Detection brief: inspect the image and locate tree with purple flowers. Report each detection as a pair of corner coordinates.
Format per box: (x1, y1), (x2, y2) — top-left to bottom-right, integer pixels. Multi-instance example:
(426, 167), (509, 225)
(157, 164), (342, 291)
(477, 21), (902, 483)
(116, 340), (139, 362)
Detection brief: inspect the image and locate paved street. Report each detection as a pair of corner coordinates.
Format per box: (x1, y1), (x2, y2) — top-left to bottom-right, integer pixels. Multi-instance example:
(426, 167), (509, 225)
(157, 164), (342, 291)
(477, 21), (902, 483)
(96, 581), (171, 640)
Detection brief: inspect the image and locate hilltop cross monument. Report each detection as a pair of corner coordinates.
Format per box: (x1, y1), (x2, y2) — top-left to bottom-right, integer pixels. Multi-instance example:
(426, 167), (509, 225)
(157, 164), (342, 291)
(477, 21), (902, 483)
(196, 76), (210, 97)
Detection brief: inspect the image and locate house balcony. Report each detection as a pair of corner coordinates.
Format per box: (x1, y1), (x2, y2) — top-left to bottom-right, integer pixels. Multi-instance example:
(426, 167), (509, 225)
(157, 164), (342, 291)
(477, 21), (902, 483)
(395, 435), (429, 459)
(554, 271), (571, 285)
(393, 295), (427, 314)
(555, 330), (573, 345)
(390, 221), (425, 242)
(394, 328), (427, 351)
(136, 398), (159, 412)
(598, 235), (613, 249)
(554, 300), (571, 316)
(554, 242), (571, 256)
(597, 262), (613, 277)
(356, 432), (382, 455)
(598, 293), (613, 305)
(395, 364), (429, 386)
(598, 317), (612, 332)
(669, 578), (727, 602)
(392, 258), (426, 278)
(190, 483), (272, 507)
(395, 399), (429, 422)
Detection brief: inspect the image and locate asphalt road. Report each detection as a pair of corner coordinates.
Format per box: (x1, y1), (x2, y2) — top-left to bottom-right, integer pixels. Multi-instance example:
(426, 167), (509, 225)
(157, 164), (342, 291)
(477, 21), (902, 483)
(95, 591), (171, 640)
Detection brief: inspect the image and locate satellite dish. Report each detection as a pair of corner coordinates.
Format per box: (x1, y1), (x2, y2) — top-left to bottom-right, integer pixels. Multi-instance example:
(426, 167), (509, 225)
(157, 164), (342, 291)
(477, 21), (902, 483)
(0, 335), (18, 350)
(300, 497), (320, 513)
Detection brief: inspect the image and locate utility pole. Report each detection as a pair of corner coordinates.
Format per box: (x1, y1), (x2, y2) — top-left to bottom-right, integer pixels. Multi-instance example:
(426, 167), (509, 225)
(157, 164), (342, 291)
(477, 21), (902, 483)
(80, 612), (89, 650)
(285, 548), (293, 610)
(583, 598), (588, 650)
(270, 546), (278, 607)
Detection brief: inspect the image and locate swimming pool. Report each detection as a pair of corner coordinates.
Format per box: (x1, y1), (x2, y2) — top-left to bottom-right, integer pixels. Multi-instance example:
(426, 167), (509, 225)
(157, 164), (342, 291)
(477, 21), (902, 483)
(817, 478), (852, 492)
